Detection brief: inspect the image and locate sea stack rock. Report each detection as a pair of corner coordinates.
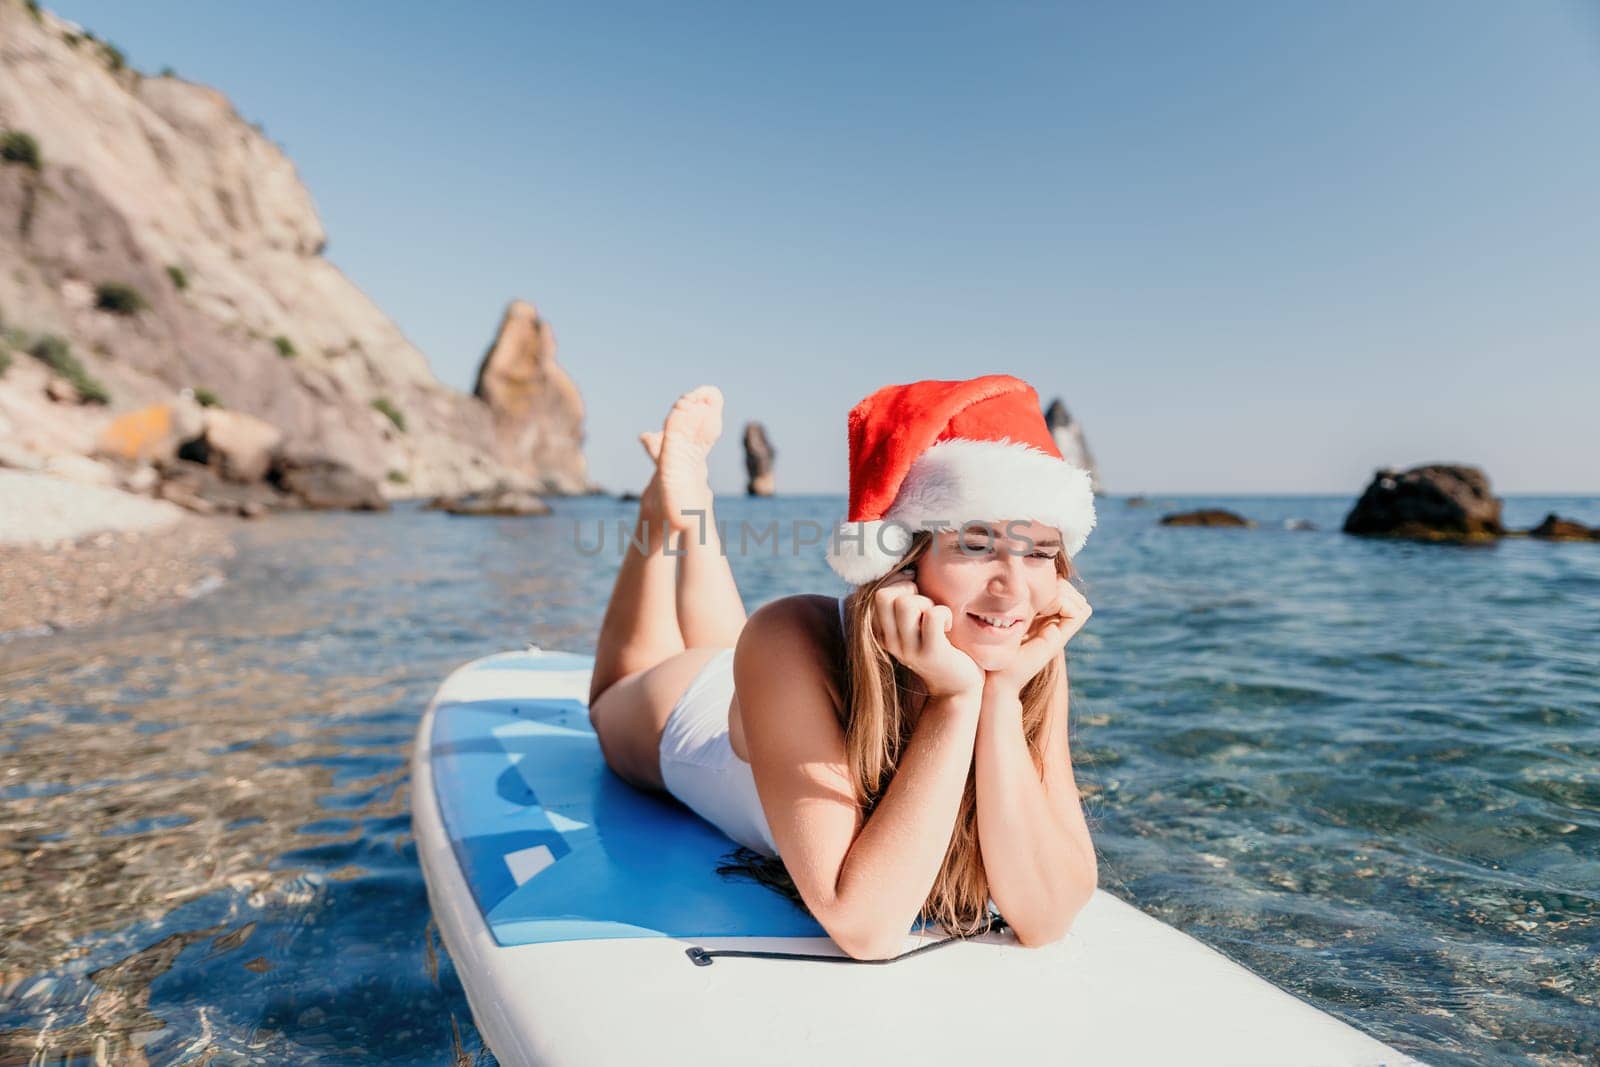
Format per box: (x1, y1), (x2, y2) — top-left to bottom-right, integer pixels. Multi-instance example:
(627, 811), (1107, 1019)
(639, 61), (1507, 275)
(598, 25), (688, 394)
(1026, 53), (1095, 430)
(472, 300), (588, 494)
(744, 421), (775, 497)
(1342, 464), (1505, 542)
(1044, 399), (1102, 494)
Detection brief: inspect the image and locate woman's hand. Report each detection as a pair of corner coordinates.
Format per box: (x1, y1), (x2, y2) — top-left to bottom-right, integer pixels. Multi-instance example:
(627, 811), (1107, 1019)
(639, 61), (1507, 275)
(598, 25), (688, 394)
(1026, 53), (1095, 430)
(871, 572), (985, 700)
(984, 576), (1092, 699)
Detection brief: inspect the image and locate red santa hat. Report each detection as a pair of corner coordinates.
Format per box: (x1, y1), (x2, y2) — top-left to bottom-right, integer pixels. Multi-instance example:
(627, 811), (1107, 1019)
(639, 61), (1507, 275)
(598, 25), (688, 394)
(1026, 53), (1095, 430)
(826, 374), (1097, 585)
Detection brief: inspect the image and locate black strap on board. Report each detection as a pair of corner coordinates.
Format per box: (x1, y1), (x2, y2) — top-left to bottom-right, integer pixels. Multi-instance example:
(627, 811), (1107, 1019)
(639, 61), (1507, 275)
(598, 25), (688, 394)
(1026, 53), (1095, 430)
(685, 915), (1010, 967)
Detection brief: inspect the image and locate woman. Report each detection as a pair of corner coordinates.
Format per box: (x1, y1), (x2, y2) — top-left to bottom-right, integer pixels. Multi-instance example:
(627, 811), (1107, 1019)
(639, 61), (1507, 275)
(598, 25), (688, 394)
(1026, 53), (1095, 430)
(589, 374), (1099, 961)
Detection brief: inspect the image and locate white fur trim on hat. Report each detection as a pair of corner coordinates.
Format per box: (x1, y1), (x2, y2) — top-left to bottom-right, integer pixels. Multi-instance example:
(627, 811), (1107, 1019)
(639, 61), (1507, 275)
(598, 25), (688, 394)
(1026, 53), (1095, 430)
(826, 438), (1096, 586)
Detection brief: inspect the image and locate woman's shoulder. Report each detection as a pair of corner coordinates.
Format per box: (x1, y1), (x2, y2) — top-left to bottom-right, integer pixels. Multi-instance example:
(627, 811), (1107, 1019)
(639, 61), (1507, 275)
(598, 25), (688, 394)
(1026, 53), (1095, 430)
(749, 592), (840, 629)
(745, 594), (845, 653)
(739, 594), (847, 700)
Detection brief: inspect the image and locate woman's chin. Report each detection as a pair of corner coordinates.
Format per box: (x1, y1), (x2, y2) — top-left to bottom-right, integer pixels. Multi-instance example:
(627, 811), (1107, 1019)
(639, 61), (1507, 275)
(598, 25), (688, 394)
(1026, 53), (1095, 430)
(963, 644), (1019, 674)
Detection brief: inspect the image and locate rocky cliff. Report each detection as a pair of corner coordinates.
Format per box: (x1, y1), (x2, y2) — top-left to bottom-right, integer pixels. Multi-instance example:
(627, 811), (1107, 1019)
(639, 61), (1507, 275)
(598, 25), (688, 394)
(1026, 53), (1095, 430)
(0, 0), (585, 497)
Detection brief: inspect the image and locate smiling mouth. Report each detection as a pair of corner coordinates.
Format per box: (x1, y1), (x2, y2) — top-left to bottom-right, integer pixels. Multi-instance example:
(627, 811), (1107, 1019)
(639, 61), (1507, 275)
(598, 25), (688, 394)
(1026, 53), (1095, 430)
(967, 612), (1022, 632)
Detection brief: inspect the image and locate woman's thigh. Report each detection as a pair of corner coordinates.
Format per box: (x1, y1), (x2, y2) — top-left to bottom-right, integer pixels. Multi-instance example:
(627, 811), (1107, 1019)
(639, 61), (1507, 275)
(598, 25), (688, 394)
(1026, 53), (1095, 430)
(589, 646), (727, 793)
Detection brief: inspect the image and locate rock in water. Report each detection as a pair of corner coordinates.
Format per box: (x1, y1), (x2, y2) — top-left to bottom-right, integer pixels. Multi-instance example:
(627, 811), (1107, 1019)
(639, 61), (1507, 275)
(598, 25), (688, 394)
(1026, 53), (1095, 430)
(1160, 509), (1256, 528)
(1044, 399), (1102, 494)
(1342, 464), (1505, 542)
(271, 457), (388, 511)
(157, 457), (292, 517)
(744, 422), (776, 497)
(472, 300), (587, 494)
(1526, 514), (1599, 541)
(425, 486), (552, 517)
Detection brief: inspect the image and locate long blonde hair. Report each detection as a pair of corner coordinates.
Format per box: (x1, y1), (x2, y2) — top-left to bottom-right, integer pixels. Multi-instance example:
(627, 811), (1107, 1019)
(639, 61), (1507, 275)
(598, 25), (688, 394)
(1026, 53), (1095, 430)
(719, 529), (1077, 938)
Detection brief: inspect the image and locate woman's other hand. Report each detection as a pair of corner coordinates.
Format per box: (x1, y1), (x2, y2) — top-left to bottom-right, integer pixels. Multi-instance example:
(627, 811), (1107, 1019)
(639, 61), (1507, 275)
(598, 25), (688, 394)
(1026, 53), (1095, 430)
(871, 571), (985, 700)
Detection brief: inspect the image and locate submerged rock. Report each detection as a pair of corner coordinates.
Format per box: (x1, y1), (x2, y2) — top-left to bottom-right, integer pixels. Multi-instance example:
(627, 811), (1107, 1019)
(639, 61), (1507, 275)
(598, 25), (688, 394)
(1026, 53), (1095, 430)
(425, 486), (552, 517)
(1343, 465), (1504, 542)
(1526, 514), (1599, 541)
(744, 421), (775, 496)
(1161, 509), (1255, 528)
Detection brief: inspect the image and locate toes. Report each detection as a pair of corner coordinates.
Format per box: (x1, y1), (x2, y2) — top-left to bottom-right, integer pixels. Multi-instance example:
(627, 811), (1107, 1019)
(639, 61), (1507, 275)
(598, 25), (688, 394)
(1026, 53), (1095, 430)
(639, 430), (663, 461)
(672, 385), (723, 412)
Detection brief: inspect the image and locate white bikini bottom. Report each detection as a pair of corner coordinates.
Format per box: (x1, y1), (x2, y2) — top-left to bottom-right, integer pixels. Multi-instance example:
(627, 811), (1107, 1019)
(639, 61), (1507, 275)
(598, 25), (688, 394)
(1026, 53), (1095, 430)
(657, 648), (780, 858)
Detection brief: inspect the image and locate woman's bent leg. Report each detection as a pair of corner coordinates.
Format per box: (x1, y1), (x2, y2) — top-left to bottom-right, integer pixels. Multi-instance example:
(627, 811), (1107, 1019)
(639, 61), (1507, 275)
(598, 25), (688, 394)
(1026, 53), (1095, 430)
(589, 504), (682, 707)
(675, 498), (748, 648)
(590, 385), (733, 787)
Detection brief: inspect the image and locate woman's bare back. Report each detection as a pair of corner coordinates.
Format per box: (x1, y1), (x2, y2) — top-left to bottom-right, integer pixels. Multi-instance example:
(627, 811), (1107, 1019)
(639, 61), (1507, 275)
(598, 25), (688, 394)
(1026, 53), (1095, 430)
(727, 594), (845, 763)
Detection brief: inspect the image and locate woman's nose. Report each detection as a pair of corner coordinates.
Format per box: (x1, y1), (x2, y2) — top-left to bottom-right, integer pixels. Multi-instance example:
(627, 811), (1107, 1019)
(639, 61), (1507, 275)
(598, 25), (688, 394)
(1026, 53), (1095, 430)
(987, 552), (1027, 596)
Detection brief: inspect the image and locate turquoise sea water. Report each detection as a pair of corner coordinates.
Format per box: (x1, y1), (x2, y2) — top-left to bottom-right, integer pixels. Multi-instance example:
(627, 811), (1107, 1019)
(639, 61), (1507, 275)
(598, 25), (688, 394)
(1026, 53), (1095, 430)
(2, 493), (1596, 1064)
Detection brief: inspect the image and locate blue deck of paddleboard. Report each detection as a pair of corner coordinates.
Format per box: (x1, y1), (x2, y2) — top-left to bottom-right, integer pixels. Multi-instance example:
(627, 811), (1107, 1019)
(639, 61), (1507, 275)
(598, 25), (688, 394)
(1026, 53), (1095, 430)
(429, 650), (828, 947)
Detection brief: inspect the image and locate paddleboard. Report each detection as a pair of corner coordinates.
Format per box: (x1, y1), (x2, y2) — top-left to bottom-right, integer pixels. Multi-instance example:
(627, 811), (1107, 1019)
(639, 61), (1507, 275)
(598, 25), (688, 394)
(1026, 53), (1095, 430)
(412, 648), (1428, 1066)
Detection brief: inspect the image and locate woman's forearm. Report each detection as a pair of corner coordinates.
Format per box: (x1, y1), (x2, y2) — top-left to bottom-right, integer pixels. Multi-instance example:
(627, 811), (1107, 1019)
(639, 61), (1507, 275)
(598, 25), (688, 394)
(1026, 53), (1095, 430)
(974, 689), (1097, 946)
(831, 690), (982, 959)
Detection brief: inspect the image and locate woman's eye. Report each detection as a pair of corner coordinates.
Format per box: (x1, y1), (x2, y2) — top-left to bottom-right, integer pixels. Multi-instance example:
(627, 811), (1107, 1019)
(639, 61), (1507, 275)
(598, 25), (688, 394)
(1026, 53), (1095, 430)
(1029, 551), (1058, 560)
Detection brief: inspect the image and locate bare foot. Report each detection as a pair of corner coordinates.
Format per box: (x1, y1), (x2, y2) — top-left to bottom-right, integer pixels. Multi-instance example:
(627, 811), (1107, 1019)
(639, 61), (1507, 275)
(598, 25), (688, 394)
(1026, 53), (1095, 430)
(639, 386), (721, 528)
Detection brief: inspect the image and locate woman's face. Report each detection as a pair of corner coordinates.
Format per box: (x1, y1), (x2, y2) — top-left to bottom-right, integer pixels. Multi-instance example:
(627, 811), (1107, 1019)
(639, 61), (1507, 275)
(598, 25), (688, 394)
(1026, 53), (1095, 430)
(909, 520), (1064, 673)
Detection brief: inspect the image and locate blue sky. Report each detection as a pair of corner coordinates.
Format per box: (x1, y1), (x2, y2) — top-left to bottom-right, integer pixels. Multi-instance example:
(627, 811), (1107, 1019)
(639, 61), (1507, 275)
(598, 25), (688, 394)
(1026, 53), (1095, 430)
(50, 1), (1600, 494)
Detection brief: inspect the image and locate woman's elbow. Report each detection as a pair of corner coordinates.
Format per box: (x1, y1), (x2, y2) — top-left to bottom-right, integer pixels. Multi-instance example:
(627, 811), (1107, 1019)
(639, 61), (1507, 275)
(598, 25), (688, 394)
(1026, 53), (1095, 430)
(835, 929), (906, 962)
(823, 910), (907, 961)
(1014, 880), (1096, 949)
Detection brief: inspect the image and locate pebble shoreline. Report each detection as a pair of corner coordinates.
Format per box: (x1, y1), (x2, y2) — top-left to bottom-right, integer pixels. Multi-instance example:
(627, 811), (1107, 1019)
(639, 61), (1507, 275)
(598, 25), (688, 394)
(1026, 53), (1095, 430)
(0, 472), (237, 638)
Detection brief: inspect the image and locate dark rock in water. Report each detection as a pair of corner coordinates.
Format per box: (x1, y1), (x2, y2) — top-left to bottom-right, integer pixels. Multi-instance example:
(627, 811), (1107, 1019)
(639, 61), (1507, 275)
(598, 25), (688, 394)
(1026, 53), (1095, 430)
(1044, 398), (1102, 494)
(618, 490), (641, 502)
(1161, 509), (1256, 528)
(1284, 519), (1319, 531)
(271, 457), (389, 511)
(1343, 465), (1504, 542)
(744, 422), (776, 497)
(426, 486), (552, 517)
(1526, 513), (1599, 541)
